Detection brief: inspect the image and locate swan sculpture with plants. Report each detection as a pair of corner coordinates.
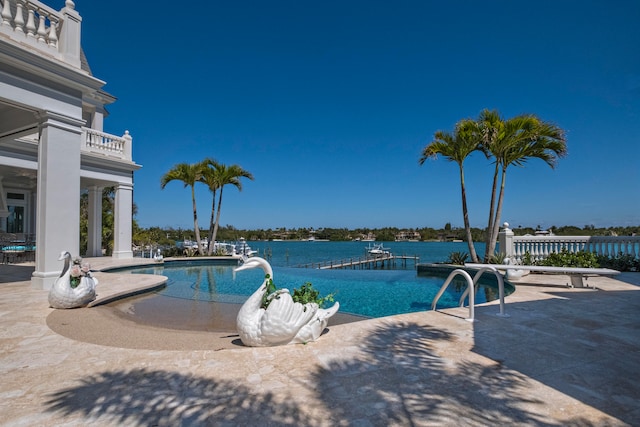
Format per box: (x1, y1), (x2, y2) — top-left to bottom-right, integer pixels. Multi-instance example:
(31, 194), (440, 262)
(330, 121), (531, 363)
(48, 251), (98, 309)
(235, 257), (339, 347)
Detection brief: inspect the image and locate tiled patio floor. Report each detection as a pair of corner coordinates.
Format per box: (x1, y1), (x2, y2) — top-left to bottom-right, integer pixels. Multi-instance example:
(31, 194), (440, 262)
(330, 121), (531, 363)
(1, 259), (639, 426)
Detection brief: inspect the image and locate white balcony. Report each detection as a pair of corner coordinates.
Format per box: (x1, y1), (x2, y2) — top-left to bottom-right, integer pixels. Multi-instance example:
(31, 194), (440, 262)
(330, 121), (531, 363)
(0, 0), (81, 69)
(82, 128), (133, 162)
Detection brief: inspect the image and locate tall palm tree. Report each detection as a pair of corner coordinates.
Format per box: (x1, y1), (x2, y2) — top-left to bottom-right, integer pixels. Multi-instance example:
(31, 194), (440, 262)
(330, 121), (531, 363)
(476, 109), (503, 256)
(480, 111), (567, 260)
(160, 162), (206, 255)
(199, 158), (222, 255)
(209, 163), (254, 249)
(420, 119), (482, 263)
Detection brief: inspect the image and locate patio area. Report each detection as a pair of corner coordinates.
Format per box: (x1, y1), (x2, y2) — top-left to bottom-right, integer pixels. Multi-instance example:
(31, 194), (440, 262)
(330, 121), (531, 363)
(1, 259), (639, 426)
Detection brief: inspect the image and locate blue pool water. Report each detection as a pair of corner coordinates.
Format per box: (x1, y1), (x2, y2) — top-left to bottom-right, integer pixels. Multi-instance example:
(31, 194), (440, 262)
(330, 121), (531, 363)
(122, 259), (511, 319)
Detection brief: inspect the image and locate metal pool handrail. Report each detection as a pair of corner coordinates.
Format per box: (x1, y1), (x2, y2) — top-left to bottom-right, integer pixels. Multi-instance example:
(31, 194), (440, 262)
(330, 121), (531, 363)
(431, 266), (508, 321)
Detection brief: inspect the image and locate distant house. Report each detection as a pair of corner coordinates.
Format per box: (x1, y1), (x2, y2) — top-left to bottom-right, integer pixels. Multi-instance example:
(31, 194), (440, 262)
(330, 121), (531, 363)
(0, 1), (141, 289)
(534, 229), (554, 236)
(395, 231), (421, 242)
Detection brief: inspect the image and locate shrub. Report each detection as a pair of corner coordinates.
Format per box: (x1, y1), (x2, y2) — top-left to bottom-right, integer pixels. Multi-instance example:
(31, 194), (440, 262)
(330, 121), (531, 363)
(522, 251), (534, 266)
(597, 252), (639, 272)
(489, 252), (506, 264)
(537, 249), (599, 268)
(447, 251), (469, 265)
(161, 246), (183, 257)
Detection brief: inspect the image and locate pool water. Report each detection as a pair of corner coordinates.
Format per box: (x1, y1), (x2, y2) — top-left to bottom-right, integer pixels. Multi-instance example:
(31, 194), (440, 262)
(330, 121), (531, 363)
(120, 262), (512, 319)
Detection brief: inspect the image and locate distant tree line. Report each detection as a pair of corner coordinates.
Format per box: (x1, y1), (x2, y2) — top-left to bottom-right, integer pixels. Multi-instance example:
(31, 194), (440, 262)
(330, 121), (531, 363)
(129, 224), (639, 248)
(80, 189), (638, 255)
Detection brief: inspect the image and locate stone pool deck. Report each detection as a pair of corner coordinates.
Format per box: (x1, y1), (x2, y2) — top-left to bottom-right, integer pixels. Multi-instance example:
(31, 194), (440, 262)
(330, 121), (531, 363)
(1, 258), (639, 426)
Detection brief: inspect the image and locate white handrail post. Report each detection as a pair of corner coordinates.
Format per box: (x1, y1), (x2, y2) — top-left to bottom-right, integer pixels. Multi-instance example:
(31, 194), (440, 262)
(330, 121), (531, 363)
(467, 272), (475, 321)
(58, 0), (81, 68)
(495, 271), (507, 317)
(123, 130), (132, 160)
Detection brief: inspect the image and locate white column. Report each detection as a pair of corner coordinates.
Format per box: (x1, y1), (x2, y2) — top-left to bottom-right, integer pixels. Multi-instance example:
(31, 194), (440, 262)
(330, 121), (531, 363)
(87, 185), (103, 257)
(31, 112), (83, 290)
(112, 182), (133, 259)
(499, 222), (514, 259)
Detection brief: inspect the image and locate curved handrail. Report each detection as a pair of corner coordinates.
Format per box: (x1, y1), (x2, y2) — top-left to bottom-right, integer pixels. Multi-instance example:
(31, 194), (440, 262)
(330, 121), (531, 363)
(431, 269), (475, 321)
(431, 266), (509, 322)
(458, 266), (508, 317)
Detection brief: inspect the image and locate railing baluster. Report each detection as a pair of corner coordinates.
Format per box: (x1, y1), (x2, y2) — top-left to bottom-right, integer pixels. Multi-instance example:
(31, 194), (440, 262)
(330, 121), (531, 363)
(511, 235), (639, 262)
(36, 12), (47, 42)
(26, 8), (36, 37)
(48, 19), (57, 47)
(1, 0), (12, 26)
(14, 2), (26, 33)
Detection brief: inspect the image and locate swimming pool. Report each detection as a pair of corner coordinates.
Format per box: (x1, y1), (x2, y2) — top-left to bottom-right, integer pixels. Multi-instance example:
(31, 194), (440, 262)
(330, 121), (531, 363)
(117, 260), (514, 319)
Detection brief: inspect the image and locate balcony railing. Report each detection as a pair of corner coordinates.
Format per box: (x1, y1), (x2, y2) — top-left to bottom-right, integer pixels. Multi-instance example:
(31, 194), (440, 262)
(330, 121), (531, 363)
(82, 128), (133, 161)
(503, 232), (640, 263)
(0, 0), (81, 68)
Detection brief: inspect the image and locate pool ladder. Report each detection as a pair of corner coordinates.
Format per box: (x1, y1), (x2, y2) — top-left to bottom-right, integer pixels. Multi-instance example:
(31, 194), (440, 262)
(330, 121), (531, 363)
(431, 266), (509, 322)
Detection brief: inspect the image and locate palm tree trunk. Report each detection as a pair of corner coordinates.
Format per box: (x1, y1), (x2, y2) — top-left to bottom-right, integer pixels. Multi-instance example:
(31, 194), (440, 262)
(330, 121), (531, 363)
(459, 166), (479, 263)
(487, 167), (508, 258)
(207, 190), (216, 255)
(484, 163), (500, 261)
(191, 185), (203, 256)
(211, 187), (224, 246)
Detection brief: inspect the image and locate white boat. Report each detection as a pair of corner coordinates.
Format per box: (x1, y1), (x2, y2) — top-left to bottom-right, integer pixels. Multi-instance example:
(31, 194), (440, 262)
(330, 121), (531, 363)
(366, 243), (391, 256)
(235, 237), (258, 257)
(181, 239), (205, 251)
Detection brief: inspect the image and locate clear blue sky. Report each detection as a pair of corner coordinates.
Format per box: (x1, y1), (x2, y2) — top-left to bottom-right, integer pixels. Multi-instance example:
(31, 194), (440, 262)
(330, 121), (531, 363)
(72, 1), (639, 231)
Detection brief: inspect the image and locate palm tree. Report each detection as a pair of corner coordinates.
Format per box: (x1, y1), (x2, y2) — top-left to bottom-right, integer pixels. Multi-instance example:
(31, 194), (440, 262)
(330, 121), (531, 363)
(160, 162), (206, 255)
(475, 109), (503, 257)
(199, 158), (222, 255)
(209, 163), (254, 250)
(479, 110), (567, 260)
(420, 119), (482, 263)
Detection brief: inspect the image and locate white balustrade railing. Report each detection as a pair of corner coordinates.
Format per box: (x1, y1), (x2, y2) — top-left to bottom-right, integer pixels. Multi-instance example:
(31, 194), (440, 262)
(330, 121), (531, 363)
(0, 0), (81, 67)
(508, 235), (639, 263)
(82, 128), (133, 161)
(1, 0), (60, 47)
(584, 236), (640, 259)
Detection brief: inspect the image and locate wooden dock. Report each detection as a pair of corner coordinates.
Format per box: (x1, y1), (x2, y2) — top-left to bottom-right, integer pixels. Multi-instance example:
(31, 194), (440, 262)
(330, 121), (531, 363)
(295, 253), (420, 270)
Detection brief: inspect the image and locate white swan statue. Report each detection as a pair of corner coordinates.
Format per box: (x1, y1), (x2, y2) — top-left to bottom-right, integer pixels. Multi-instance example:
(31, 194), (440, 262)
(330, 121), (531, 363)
(48, 251), (98, 309)
(235, 257), (340, 347)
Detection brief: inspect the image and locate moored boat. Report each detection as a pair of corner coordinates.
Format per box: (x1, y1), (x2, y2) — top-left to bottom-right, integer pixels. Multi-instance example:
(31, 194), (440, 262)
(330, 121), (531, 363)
(366, 243), (391, 256)
(235, 237), (258, 257)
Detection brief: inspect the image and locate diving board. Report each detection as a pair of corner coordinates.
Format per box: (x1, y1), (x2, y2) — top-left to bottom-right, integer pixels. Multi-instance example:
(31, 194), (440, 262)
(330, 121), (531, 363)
(465, 263), (620, 288)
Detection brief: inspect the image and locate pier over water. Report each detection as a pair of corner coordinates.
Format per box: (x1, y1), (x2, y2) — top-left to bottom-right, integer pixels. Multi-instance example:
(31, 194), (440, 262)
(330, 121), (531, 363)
(295, 253), (420, 270)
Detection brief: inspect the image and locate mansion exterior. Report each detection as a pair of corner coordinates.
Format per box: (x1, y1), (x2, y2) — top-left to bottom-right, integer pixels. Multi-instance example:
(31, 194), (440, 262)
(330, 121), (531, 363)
(0, 0), (140, 289)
